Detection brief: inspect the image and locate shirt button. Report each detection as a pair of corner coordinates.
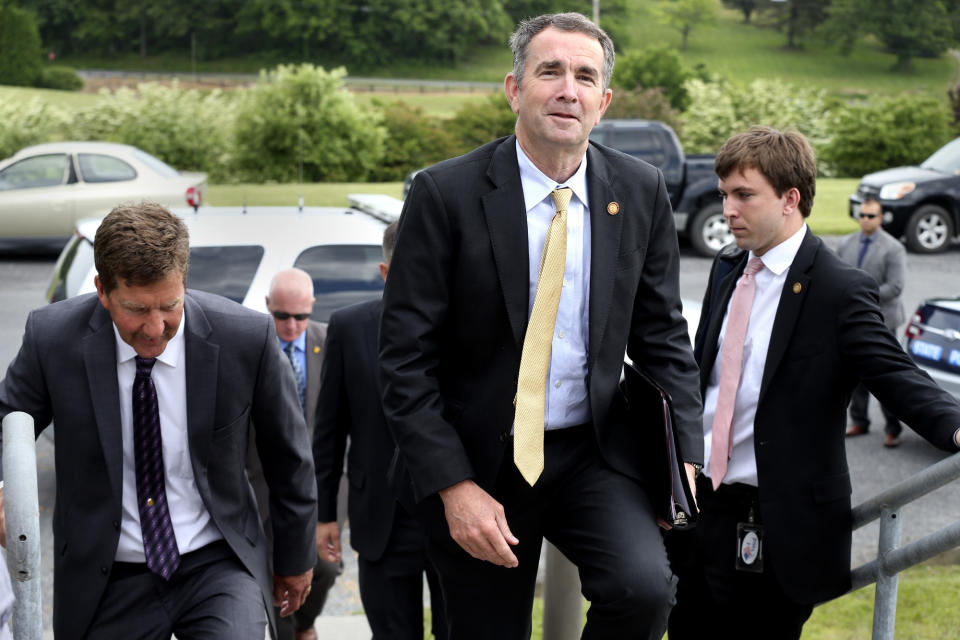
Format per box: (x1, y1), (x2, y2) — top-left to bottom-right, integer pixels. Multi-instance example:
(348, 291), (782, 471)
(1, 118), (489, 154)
(554, 380), (561, 388)
(558, 331), (565, 339)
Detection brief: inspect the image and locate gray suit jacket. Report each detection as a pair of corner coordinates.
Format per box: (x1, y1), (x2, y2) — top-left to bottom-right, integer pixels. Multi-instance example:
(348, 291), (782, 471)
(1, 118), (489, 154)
(304, 320), (327, 437)
(835, 228), (906, 329)
(0, 291), (317, 639)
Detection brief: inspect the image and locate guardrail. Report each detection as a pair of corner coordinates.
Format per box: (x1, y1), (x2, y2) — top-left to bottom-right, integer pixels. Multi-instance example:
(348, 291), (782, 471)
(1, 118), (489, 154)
(2, 412), (42, 640)
(846, 451), (960, 639)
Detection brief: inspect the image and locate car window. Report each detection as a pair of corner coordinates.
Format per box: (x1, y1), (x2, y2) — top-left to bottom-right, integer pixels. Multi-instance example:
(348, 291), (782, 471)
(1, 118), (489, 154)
(187, 245), (265, 303)
(0, 154), (68, 190)
(47, 235), (95, 303)
(294, 245), (385, 322)
(132, 148), (180, 178)
(78, 153), (137, 183)
(611, 130), (667, 167)
(921, 138), (960, 174)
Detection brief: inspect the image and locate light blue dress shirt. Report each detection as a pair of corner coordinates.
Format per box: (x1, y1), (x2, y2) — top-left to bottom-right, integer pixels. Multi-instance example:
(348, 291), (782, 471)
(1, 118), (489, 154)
(278, 331), (307, 379)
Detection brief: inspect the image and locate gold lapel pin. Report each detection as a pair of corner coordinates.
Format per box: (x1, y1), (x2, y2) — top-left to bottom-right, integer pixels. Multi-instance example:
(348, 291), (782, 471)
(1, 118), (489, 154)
(792, 282), (802, 294)
(313, 346), (321, 354)
(607, 202), (620, 215)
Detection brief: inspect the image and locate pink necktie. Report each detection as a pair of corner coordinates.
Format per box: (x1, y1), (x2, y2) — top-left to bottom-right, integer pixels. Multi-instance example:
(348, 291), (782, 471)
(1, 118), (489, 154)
(709, 257), (765, 490)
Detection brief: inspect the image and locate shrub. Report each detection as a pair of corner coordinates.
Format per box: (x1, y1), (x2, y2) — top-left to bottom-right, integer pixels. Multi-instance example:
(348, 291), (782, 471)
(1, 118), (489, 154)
(0, 5), (42, 87)
(446, 93), (517, 154)
(605, 87), (683, 133)
(368, 100), (460, 181)
(231, 64), (386, 182)
(612, 45), (692, 111)
(820, 95), (953, 178)
(36, 66), (83, 91)
(0, 98), (71, 159)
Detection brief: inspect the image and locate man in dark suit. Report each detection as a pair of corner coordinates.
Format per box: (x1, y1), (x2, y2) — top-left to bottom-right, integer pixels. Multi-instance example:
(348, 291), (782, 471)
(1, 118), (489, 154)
(314, 221), (446, 639)
(667, 127), (960, 639)
(379, 12), (702, 640)
(0, 203), (317, 640)
(836, 196), (908, 446)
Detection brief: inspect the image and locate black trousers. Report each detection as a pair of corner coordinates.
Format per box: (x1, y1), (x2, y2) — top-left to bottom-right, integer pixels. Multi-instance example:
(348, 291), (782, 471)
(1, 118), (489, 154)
(86, 541), (267, 640)
(358, 507), (447, 640)
(427, 424), (676, 640)
(849, 382), (902, 436)
(666, 476), (813, 640)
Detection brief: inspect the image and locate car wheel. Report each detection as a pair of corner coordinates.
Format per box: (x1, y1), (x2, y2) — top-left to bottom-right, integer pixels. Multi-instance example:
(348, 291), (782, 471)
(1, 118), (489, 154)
(689, 203), (732, 257)
(905, 204), (954, 254)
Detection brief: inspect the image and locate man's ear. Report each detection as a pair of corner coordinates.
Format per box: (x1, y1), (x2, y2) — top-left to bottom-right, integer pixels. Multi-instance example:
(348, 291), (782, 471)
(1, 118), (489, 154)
(94, 275), (109, 310)
(783, 187), (801, 215)
(504, 72), (521, 115)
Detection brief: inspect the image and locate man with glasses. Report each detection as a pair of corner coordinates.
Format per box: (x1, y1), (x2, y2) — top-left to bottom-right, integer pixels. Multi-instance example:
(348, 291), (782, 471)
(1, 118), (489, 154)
(837, 196), (908, 447)
(250, 268), (340, 640)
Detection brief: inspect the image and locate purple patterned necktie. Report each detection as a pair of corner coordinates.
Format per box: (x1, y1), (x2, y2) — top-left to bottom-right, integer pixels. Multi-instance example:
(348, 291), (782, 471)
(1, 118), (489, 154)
(133, 356), (181, 580)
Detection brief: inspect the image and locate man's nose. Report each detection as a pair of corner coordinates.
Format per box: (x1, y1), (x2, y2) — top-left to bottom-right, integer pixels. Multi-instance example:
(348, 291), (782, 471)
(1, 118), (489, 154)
(142, 311), (165, 337)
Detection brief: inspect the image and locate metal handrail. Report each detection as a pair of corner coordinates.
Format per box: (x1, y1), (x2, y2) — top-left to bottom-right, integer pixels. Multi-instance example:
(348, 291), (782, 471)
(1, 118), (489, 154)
(2, 411), (42, 640)
(844, 451), (960, 639)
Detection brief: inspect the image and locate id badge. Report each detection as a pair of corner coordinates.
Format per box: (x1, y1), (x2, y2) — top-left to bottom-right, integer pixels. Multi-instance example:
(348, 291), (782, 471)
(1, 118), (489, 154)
(735, 520), (764, 573)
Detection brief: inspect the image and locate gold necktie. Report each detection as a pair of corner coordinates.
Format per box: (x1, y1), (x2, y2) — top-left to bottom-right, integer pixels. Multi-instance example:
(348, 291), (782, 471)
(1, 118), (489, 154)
(514, 187), (571, 486)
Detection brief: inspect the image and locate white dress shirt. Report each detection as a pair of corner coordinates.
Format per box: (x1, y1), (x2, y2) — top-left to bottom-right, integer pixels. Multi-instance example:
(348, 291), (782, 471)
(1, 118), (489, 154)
(114, 308), (222, 562)
(516, 141), (591, 429)
(702, 224), (807, 487)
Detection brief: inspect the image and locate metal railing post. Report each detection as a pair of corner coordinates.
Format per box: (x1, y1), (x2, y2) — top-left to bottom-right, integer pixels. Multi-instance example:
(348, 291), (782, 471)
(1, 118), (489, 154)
(542, 543), (582, 640)
(872, 507), (902, 640)
(2, 412), (42, 640)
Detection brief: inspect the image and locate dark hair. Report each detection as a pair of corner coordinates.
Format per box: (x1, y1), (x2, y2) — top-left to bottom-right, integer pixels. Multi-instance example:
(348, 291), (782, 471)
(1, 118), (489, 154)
(382, 220), (399, 265)
(862, 195), (881, 207)
(94, 202), (190, 293)
(510, 12), (615, 91)
(715, 126), (817, 218)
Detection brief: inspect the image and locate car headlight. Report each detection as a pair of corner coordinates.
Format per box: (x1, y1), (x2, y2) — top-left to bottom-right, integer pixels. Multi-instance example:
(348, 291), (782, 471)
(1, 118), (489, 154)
(879, 182), (916, 200)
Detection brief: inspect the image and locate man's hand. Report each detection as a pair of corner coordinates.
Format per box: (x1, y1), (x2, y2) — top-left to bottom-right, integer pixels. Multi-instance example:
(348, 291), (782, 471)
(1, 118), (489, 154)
(316, 521), (341, 564)
(438, 479), (519, 568)
(0, 487), (5, 548)
(272, 569), (314, 617)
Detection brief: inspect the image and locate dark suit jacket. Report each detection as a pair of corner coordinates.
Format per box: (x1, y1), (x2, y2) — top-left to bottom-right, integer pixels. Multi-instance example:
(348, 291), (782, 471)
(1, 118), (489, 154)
(379, 135), (703, 526)
(694, 229), (960, 604)
(0, 291), (318, 639)
(314, 298), (397, 561)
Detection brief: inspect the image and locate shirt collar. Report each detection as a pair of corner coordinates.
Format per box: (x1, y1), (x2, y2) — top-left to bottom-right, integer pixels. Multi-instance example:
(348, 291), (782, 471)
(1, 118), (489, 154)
(278, 330), (306, 354)
(751, 223), (807, 276)
(113, 306), (186, 368)
(516, 140), (589, 213)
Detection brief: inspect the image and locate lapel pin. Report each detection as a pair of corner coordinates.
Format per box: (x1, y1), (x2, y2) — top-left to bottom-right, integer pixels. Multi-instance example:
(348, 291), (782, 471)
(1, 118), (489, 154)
(313, 346), (321, 354)
(792, 282), (802, 294)
(606, 202), (620, 215)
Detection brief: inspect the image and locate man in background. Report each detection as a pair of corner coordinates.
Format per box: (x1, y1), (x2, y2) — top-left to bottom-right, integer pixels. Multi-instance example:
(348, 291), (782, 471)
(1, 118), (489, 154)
(836, 195), (908, 447)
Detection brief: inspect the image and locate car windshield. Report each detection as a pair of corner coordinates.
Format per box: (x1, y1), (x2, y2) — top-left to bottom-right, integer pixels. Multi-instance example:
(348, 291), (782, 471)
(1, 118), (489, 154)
(921, 138), (960, 174)
(131, 148), (181, 178)
(188, 245), (265, 303)
(295, 245), (385, 322)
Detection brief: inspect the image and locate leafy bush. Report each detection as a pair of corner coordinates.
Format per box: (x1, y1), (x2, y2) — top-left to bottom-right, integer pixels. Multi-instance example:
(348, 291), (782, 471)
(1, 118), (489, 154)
(819, 95), (953, 178)
(0, 98), (71, 160)
(36, 65), (83, 91)
(605, 87), (682, 133)
(231, 64), (385, 182)
(612, 45), (692, 111)
(368, 101), (460, 181)
(68, 82), (239, 180)
(446, 93), (517, 154)
(0, 5), (42, 87)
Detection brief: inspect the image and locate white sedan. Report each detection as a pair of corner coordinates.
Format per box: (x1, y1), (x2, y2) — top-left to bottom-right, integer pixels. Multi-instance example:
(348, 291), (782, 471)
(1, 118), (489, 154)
(0, 141), (206, 252)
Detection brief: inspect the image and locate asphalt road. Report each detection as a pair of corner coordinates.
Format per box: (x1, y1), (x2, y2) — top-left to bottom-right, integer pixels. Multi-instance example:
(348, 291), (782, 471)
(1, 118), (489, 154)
(1, 235), (959, 631)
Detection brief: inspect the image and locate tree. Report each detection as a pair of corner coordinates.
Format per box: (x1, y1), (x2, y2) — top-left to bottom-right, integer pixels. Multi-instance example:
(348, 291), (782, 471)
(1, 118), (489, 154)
(722, 0), (757, 23)
(651, 0), (718, 51)
(758, 0), (831, 49)
(612, 45), (693, 110)
(0, 4), (43, 87)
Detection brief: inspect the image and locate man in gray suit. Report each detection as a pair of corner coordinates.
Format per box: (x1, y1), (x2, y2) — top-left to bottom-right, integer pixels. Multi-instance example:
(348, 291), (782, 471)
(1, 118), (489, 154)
(0, 203), (317, 640)
(837, 196), (908, 447)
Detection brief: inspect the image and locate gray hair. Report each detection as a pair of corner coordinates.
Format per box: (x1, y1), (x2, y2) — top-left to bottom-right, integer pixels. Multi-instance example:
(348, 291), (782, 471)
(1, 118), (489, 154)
(509, 12), (615, 91)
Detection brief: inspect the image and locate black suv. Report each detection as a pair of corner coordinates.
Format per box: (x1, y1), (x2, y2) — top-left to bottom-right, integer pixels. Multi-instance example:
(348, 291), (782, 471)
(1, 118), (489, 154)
(849, 137), (960, 253)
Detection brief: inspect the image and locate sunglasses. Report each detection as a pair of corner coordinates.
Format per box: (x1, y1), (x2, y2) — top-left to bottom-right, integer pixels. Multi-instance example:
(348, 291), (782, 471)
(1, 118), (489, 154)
(271, 311), (311, 321)
(859, 213), (880, 220)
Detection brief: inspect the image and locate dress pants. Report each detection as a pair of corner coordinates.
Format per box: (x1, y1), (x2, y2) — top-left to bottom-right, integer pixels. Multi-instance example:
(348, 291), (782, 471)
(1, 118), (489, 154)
(849, 382), (903, 436)
(358, 507), (447, 640)
(666, 476), (813, 640)
(426, 424), (676, 640)
(86, 541), (267, 640)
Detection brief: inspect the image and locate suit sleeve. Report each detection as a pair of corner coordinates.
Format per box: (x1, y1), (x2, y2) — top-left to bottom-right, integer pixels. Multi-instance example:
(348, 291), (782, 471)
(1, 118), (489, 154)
(379, 171), (475, 502)
(312, 314), (350, 522)
(250, 321), (319, 575)
(626, 169), (704, 464)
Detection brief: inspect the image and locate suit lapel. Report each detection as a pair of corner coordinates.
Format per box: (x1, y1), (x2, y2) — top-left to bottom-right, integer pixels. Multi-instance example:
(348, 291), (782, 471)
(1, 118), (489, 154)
(699, 252), (746, 392)
(83, 304), (123, 502)
(305, 321), (324, 429)
(481, 136), (530, 348)
(586, 145), (624, 371)
(183, 295), (219, 468)
(759, 228), (817, 402)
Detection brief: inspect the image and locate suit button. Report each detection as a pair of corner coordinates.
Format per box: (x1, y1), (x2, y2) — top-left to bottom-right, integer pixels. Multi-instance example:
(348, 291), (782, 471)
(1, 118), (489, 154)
(499, 431), (509, 443)
(100, 566), (108, 575)
(112, 520), (120, 530)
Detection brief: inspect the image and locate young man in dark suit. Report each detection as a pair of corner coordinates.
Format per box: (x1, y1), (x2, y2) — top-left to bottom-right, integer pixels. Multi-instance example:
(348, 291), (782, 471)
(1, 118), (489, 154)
(667, 126), (960, 639)
(0, 203), (317, 640)
(379, 12), (703, 640)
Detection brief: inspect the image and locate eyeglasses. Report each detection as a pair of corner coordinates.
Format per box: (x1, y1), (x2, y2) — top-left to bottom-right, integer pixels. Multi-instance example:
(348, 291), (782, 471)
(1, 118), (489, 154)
(271, 311), (311, 321)
(859, 213), (880, 220)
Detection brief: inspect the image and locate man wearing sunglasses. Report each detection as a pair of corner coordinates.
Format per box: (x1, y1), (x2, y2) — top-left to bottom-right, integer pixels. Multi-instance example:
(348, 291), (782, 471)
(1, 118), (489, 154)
(836, 196), (908, 447)
(249, 268), (340, 640)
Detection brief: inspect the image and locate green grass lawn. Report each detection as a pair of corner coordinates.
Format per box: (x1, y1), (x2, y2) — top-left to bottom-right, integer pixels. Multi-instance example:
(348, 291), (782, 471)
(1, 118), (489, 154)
(353, 91), (498, 120)
(0, 84), (105, 109)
